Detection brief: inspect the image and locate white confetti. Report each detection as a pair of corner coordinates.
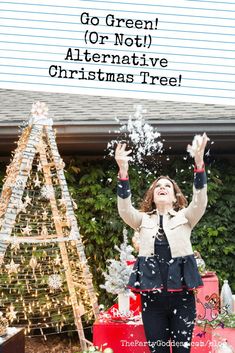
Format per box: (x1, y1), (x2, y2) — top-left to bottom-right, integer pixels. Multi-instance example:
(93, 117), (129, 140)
(107, 105), (163, 164)
(183, 342), (190, 348)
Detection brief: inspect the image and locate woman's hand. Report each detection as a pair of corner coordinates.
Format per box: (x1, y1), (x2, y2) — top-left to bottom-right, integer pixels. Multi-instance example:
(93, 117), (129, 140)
(115, 143), (132, 178)
(188, 132), (209, 169)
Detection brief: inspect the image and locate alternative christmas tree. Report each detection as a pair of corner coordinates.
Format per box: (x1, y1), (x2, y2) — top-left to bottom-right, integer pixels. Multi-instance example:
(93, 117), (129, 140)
(0, 102), (98, 350)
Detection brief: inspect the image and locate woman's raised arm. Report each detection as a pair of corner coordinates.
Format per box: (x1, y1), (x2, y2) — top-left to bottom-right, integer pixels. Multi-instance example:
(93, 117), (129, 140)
(115, 143), (132, 179)
(115, 143), (143, 230)
(184, 133), (209, 228)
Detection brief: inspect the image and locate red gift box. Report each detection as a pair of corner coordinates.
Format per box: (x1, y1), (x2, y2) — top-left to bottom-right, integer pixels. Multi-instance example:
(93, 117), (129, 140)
(93, 273), (235, 353)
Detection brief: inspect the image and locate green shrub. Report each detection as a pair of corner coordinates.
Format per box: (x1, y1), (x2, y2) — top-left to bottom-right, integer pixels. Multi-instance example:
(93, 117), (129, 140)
(0, 157), (234, 311)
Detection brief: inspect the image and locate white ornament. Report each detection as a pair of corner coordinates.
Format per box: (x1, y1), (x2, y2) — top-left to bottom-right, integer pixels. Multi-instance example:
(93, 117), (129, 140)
(6, 304), (17, 322)
(48, 274), (62, 290)
(31, 101), (48, 117)
(37, 162), (43, 172)
(5, 259), (20, 274)
(58, 198), (66, 207)
(42, 210), (48, 220)
(29, 256), (37, 275)
(21, 221), (32, 236)
(40, 225), (49, 238)
(24, 194), (32, 205)
(34, 174), (41, 188)
(29, 102), (53, 126)
(11, 239), (20, 253)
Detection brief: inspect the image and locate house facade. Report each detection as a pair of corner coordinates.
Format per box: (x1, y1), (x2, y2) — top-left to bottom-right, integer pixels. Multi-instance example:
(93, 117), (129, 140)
(0, 88), (234, 162)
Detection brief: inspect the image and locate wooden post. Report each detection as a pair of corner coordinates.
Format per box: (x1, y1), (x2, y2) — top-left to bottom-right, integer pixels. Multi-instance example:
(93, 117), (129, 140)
(38, 135), (88, 351)
(46, 126), (99, 319)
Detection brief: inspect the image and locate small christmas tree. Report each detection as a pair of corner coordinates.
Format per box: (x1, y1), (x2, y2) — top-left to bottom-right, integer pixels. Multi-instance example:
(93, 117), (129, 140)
(100, 229), (135, 296)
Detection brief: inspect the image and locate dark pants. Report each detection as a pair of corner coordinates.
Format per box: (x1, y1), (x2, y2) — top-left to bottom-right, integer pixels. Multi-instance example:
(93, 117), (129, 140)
(141, 291), (196, 353)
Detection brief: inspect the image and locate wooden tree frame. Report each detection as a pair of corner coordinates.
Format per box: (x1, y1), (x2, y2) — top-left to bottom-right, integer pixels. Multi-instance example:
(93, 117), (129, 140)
(0, 105), (99, 350)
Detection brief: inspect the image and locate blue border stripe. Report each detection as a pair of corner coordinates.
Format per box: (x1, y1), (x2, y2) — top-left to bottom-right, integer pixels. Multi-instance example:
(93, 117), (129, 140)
(1, 1), (235, 13)
(1, 55), (235, 73)
(80, 0), (235, 6)
(1, 57), (235, 75)
(1, 8), (234, 21)
(183, 0), (234, 4)
(0, 41), (234, 61)
(1, 15), (234, 29)
(1, 33), (235, 52)
(1, 48), (235, 68)
(0, 69), (234, 85)
(1, 64), (235, 84)
(0, 24), (234, 42)
(0, 78), (234, 100)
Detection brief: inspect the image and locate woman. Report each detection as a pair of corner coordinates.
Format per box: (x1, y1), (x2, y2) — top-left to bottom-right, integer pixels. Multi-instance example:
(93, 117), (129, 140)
(115, 133), (209, 353)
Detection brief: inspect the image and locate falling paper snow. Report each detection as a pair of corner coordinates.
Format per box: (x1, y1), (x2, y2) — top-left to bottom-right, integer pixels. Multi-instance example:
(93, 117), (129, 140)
(183, 342), (191, 348)
(107, 105), (163, 164)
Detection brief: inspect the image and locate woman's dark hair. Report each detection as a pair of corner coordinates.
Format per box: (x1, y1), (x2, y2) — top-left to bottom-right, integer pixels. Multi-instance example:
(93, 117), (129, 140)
(139, 175), (188, 212)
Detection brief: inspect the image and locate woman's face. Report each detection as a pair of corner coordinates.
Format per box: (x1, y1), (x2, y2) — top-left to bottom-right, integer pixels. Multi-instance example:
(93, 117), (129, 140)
(153, 178), (176, 208)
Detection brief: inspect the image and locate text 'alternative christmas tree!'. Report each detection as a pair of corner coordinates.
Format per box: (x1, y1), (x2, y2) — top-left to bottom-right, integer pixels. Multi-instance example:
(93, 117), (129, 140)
(0, 102), (98, 350)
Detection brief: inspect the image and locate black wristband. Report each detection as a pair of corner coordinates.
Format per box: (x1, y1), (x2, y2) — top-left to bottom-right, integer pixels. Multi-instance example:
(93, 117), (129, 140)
(117, 179), (131, 199)
(194, 171), (207, 189)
